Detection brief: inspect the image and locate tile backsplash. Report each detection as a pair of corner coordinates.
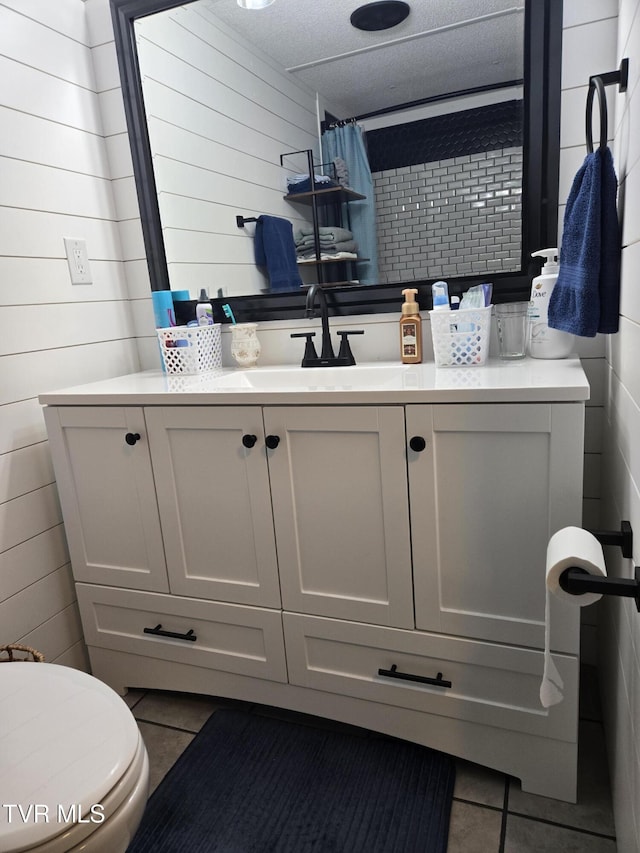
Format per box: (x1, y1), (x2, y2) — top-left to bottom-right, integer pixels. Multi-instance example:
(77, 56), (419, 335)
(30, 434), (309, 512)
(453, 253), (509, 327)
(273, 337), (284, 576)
(373, 146), (522, 283)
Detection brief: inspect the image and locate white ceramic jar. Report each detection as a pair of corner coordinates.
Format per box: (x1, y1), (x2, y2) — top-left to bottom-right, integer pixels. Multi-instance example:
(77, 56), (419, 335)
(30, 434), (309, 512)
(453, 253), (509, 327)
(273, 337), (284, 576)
(230, 323), (261, 367)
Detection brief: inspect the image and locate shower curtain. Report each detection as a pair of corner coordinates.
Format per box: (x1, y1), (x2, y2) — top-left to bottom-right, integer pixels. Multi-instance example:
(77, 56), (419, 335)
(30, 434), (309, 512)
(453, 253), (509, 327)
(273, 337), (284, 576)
(321, 123), (379, 286)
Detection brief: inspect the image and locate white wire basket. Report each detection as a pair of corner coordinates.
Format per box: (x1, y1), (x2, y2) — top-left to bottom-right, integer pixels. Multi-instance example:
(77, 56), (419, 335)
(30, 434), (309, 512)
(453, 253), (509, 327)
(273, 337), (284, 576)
(429, 306), (491, 367)
(157, 324), (222, 374)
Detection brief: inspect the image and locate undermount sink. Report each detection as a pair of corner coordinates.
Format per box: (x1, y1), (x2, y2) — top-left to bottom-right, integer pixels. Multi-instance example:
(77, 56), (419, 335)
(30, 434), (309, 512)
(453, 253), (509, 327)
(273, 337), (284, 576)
(211, 363), (412, 390)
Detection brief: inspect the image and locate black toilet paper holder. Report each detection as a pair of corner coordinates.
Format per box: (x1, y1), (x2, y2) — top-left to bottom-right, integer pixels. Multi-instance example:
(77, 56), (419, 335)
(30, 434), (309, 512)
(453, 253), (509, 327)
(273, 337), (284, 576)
(558, 521), (640, 611)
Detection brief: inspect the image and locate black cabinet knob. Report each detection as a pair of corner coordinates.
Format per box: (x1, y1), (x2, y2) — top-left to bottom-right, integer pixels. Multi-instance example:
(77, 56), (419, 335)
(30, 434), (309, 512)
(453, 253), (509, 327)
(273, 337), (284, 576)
(265, 435), (280, 450)
(125, 432), (141, 446)
(409, 436), (426, 452)
(242, 434), (257, 448)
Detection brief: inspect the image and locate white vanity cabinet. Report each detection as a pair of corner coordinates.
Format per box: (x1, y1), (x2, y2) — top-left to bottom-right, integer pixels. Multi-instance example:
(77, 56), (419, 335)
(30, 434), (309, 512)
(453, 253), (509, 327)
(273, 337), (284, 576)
(43, 406), (169, 592)
(406, 402), (584, 653)
(264, 405), (413, 628)
(40, 360), (589, 802)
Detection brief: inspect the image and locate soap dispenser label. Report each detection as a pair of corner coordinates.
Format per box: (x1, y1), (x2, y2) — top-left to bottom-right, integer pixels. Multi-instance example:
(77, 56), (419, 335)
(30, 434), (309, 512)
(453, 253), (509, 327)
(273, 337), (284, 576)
(402, 323), (418, 357)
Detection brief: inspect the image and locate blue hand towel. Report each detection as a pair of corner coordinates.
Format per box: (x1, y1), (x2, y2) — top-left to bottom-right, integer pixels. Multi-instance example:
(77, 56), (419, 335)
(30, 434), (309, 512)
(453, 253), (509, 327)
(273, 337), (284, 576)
(548, 147), (620, 337)
(598, 147), (621, 333)
(254, 215), (303, 292)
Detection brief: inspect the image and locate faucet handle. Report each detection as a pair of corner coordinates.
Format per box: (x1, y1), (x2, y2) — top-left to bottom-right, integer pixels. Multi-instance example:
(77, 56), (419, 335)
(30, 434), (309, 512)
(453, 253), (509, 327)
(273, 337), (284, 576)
(336, 330), (364, 366)
(290, 332), (318, 366)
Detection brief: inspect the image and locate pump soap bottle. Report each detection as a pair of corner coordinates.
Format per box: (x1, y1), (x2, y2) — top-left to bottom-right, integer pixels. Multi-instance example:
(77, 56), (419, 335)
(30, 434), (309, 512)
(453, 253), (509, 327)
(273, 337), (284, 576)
(527, 249), (574, 358)
(399, 288), (422, 364)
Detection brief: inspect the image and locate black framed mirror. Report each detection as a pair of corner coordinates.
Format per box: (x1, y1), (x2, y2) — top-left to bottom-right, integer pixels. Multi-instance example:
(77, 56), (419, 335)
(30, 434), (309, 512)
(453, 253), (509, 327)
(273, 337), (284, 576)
(110, 0), (562, 322)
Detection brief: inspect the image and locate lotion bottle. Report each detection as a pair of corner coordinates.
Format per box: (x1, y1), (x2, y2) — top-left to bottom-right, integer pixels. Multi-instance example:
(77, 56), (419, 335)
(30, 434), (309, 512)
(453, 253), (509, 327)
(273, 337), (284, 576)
(196, 288), (214, 326)
(527, 249), (574, 358)
(399, 288), (422, 364)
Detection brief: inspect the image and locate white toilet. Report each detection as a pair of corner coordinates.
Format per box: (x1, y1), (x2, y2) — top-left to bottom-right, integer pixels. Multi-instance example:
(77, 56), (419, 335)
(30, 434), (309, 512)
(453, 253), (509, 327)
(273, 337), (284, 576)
(0, 663), (149, 852)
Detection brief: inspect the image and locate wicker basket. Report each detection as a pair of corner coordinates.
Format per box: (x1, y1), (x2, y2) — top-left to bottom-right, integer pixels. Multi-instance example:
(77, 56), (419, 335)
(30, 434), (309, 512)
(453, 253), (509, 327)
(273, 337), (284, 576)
(0, 643), (44, 662)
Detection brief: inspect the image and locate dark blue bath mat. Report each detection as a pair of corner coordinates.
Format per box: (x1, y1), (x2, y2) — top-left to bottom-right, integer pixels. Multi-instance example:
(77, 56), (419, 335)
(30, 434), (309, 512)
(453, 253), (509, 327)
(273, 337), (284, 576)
(127, 708), (455, 853)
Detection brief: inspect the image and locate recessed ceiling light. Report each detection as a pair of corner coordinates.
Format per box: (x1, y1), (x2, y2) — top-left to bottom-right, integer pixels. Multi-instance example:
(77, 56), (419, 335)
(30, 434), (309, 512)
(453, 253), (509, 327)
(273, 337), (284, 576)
(350, 1), (410, 32)
(237, 0), (275, 9)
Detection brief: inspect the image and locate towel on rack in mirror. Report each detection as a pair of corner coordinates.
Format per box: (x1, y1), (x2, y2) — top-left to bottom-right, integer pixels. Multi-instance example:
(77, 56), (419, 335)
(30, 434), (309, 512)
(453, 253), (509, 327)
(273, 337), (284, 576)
(253, 215), (303, 292)
(548, 147), (620, 336)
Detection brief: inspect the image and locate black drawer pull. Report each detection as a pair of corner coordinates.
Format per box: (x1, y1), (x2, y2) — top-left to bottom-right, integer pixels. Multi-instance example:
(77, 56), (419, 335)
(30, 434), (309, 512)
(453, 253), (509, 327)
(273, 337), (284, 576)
(265, 434), (280, 449)
(143, 624), (197, 642)
(409, 436), (426, 452)
(242, 434), (257, 448)
(378, 664), (451, 689)
(125, 432), (141, 446)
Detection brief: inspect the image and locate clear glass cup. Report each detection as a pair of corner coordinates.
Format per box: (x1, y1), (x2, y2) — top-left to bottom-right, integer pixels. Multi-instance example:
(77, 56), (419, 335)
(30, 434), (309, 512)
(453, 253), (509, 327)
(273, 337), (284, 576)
(495, 302), (529, 360)
(230, 323), (261, 368)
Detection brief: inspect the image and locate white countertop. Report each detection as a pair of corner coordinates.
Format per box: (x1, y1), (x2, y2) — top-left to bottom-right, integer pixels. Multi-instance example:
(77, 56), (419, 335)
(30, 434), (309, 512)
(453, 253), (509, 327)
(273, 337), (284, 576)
(39, 358), (590, 406)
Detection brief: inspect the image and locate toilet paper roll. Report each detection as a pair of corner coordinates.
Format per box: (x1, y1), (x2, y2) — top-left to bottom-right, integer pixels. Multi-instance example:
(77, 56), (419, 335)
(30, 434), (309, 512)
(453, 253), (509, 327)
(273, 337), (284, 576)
(546, 526), (607, 605)
(541, 527), (606, 709)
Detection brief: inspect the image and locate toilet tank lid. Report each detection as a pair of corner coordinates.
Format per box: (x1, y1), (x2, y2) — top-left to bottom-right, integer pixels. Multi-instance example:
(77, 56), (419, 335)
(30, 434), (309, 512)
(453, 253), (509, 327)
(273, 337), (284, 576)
(0, 663), (140, 850)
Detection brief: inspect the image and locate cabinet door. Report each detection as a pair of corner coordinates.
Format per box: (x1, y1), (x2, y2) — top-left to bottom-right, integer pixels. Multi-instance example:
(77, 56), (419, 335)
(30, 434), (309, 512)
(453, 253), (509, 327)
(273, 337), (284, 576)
(43, 406), (168, 591)
(265, 406), (413, 628)
(144, 406), (280, 607)
(406, 403), (584, 651)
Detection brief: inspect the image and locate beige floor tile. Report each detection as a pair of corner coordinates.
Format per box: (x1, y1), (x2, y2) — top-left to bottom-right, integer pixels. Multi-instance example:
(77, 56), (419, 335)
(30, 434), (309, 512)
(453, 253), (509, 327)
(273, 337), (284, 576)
(454, 759), (507, 808)
(504, 815), (616, 852)
(508, 720), (615, 836)
(133, 690), (234, 732)
(446, 801), (503, 853)
(136, 720), (194, 794)
(121, 688), (145, 710)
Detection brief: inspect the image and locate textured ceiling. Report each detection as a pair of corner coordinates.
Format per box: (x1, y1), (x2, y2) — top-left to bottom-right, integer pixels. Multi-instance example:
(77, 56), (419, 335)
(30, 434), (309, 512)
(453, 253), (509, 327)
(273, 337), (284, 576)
(201, 0), (524, 116)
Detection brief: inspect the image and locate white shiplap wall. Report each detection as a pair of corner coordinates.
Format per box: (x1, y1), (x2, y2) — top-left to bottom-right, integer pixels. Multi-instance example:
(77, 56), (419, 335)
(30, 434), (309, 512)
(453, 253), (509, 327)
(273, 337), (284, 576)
(598, 0), (640, 847)
(0, 0), (139, 668)
(558, 1), (618, 667)
(134, 3), (320, 303)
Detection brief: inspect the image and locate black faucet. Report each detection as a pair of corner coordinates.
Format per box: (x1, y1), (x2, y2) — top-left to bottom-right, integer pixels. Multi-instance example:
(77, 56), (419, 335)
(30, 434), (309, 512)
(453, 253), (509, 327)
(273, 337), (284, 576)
(305, 284), (335, 360)
(290, 284), (365, 367)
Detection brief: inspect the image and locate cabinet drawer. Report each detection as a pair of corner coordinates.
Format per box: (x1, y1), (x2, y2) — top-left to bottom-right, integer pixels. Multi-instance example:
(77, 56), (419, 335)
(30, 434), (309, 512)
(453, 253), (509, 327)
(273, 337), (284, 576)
(77, 585), (287, 683)
(283, 613), (577, 741)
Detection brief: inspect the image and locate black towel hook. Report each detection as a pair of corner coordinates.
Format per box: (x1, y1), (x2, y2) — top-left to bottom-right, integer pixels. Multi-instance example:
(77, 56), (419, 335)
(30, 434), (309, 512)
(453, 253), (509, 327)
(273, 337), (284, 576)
(585, 76), (607, 153)
(585, 58), (629, 154)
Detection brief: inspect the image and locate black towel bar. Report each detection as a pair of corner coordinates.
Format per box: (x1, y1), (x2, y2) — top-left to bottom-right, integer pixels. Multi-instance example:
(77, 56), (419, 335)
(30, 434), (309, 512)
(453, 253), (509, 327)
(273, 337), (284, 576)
(589, 520), (633, 558)
(586, 58), (629, 153)
(236, 215), (258, 228)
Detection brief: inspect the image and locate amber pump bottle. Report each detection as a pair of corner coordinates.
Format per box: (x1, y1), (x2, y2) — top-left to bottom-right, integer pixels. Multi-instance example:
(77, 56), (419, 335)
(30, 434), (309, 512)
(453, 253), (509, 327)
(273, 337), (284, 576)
(399, 288), (422, 364)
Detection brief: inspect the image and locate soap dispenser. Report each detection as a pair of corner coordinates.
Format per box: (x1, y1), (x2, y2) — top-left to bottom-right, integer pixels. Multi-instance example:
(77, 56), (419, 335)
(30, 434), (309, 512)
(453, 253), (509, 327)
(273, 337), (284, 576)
(528, 249), (574, 358)
(399, 288), (422, 364)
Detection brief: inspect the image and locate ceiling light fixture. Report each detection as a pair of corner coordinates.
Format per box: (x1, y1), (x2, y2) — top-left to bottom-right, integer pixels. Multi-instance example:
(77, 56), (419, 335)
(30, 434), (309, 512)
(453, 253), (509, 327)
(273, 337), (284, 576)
(350, 1), (410, 32)
(237, 0), (275, 9)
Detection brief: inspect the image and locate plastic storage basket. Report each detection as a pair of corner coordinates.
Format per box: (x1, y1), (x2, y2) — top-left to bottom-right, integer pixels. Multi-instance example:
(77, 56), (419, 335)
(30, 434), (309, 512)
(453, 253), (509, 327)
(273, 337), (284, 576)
(157, 324), (222, 374)
(429, 306), (491, 367)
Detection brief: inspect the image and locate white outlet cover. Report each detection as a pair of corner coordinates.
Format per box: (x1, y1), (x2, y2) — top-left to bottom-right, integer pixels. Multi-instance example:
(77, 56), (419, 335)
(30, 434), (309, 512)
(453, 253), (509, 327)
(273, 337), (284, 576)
(63, 237), (92, 285)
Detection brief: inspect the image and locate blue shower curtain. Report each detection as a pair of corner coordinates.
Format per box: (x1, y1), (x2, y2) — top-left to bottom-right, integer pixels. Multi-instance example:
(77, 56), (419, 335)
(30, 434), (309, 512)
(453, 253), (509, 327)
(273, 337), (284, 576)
(321, 124), (379, 285)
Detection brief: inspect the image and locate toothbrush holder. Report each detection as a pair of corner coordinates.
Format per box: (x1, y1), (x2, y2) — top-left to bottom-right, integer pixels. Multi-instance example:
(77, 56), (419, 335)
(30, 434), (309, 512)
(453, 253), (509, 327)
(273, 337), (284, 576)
(230, 323), (261, 368)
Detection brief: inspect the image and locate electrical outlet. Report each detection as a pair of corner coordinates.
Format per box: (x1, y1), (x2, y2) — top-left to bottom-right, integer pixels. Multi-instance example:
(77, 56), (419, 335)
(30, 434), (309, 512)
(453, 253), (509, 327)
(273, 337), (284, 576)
(64, 238), (92, 285)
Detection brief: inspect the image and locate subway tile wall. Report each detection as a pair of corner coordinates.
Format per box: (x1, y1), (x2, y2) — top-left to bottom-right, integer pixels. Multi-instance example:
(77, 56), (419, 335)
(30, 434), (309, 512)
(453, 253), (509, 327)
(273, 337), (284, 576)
(373, 147), (522, 283)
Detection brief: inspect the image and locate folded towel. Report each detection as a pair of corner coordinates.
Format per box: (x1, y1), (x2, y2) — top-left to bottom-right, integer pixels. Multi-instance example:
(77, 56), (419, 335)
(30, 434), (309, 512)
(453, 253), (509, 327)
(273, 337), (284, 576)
(297, 239), (358, 258)
(294, 226), (353, 244)
(297, 251), (358, 264)
(548, 147), (620, 337)
(332, 157), (350, 188)
(286, 174), (340, 194)
(253, 215), (303, 292)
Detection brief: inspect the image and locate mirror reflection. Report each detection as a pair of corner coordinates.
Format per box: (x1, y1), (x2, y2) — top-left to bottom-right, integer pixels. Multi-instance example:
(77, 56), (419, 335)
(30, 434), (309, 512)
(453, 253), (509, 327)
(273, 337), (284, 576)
(134, 0), (524, 299)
